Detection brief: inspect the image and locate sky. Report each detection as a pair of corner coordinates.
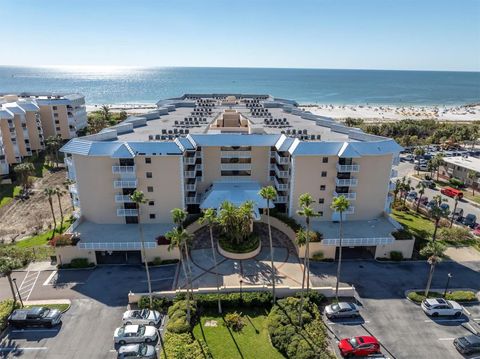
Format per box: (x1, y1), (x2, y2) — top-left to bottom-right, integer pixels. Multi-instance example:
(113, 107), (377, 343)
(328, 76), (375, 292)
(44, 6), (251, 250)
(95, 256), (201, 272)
(0, 0), (479, 71)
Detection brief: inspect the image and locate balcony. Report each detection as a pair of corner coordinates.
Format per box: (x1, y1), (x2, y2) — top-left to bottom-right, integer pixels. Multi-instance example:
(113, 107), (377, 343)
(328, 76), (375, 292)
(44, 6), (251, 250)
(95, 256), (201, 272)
(275, 152), (290, 165)
(185, 181), (197, 191)
(274, 177), (289, 191)
(185, 171), (196, 178)
(115, 194), (134, 203)
(220, 151), (251, 158)
(184, 156), (196, 165)
(336, 163), (360, 172)
(392, 156), (400, 166)
(390, 169), (398, 178)
(220, 163), (252, 171)
(195, 164), (203, 172)
(113, 179), (137, 188)
(185, 195), (201, 204)
(274, 165), (289, 178)
(333, 192), (357, 200)
(333, 206), (355, 215)
(389, 181), (396, 191)
(274, 196), (288, 203)
(117, 208), (138, 217)
(335, 178), (358, 187)
(112, 165), (136, 174)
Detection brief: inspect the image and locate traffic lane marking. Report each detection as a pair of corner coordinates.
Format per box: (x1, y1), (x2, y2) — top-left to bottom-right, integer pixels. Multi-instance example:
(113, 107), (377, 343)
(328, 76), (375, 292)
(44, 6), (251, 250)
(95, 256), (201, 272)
(0, 347), (48, 352)
(326, 320), (370, 325)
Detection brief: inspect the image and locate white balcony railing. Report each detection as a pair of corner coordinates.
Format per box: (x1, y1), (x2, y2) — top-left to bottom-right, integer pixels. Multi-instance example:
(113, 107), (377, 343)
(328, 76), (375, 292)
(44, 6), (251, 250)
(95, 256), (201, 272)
(390, 169), (398, 178)
(113, 180), (137, 188)
(389, 181), (396, 191)
(333, 192), (357, 200)
(115, 194), (134, 203)
(275, 152), (290, 165)
(112, 165), (136, 174)
(184, 157), (196, 165)
(184, 171), (196, 178)
(275, 166), (289, 178)
(274, 177), (289, 191)
(220, 151), (251, 158)
(335, 178), (358, 187)
(185, 183), (197, 192)
(336, 164), (360, 173)
(333, 206), (355, 215)
(117, 208), (138, 216)
(274, 196), (288, 203)
(220, 163), (252, 171)
(65, 156), (74, 167)
(69, 184), (78, 195)
(185, 195), (201, 204)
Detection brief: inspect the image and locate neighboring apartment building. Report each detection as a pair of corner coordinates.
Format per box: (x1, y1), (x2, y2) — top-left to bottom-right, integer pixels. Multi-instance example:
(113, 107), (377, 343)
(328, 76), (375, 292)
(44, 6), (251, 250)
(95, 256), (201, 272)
(0, 93), (87, 175)
(441, 155), (480, 187)
(59, 94), (411, 266)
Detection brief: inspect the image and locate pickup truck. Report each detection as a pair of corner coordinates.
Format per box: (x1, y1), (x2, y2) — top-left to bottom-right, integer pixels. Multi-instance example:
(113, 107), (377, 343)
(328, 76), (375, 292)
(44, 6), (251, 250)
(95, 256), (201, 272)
(8, 306), (62, 328)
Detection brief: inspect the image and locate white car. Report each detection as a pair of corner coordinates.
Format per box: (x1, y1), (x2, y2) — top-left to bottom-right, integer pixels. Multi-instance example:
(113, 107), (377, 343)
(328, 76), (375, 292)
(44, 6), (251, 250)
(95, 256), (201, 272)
(117, 343), (157, 359)
(421, 298), (463, 317)
(324, 302), (360, 319)
(122, 309), (162, 326)
(114, 325), (157, 345)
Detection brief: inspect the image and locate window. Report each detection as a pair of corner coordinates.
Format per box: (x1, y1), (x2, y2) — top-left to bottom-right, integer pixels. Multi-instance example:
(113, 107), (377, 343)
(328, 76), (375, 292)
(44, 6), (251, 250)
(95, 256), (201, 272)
(149, 214), (156, 219)
(147, 186), (153, 192)
(52, 106), (57, 110)
(321, 171), (327, 177)
(322, 157), (328, 163)
(145, 157), (151, 164)
(320, 185), (326, 191)
(146, 172), (152, 178)
(318, 198), (324, 204)
(56, 127), (61, 131)
(319, 211), (324, 217)
(54, 113), (58, 118)
(148, 201), (154, 206)
(55, 120), (60, 124)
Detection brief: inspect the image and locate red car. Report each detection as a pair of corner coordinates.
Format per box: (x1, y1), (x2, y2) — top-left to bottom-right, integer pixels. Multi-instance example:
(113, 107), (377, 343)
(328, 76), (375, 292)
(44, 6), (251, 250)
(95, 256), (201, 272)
(338, 336), (381, 357)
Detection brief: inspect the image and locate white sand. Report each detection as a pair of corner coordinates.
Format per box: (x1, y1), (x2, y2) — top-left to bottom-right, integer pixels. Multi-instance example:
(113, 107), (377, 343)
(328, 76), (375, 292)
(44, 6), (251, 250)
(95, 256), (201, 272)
(302, 104), (480, 122)
(86, 103), (157, 115)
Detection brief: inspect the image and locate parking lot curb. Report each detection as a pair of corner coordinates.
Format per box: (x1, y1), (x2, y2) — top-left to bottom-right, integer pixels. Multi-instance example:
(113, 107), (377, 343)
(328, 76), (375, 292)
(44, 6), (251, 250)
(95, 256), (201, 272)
(404, 288), (480, 305)
(56, 266), (97, 271)
(24, 299), (72, 313)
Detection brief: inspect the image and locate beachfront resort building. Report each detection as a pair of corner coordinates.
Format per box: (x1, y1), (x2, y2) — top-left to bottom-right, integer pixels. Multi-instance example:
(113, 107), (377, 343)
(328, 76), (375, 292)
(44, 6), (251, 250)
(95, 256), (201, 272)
(0, 93), (87, 175)
(58, 94), (413, 266)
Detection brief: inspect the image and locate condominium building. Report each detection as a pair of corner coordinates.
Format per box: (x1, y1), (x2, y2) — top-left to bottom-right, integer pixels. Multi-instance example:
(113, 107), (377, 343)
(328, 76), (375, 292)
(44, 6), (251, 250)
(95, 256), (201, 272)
(59, 94), (412, 265)
(0, 93), (87, 175)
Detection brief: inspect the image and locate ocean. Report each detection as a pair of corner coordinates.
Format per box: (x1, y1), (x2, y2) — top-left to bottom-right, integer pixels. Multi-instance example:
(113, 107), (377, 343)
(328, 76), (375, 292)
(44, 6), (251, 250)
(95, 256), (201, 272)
(0, 66), (479, 106)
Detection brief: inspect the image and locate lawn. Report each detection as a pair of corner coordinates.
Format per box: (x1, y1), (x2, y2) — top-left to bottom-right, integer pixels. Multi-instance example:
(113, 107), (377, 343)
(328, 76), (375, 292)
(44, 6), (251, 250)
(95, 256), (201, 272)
(193, 309), (284, 359)
(0, 184), (22, 208)
(24, 303), (71, 312)
(16, 216), (74, 248)
(391, 208), (434, 241)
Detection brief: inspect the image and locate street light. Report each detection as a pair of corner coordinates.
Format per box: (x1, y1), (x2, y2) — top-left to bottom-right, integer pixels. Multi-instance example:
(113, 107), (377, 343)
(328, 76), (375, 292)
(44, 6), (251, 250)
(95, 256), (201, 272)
(443, 273), (453, 298)
(12, 278), (23, 308)
(239, 279), (243, 303)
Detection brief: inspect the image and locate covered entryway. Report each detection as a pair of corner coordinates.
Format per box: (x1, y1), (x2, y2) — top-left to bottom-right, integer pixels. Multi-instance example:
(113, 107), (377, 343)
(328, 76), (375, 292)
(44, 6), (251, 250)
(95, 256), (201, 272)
(95, 250), (142, 265)
(335, 246), (376, 260)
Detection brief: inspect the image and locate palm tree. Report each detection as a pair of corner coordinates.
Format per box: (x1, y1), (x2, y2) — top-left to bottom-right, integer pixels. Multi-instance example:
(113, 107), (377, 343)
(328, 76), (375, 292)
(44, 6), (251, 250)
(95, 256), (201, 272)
(297, 194), (317, 292)
(217, 201), (241, 244)
(450, 195), (460, 228)
(420, 241), (446, 297)
(393, 178), (402, 203)
(54, 186), (66, 229)
(171, 208), (188, 229)
(414, 147), (425, 175)
(467, 170), (477, 196)
(130, 190), (153, 308)
(166, 227), (193, 324)
(44, 187), (57, 233)
(198, 208), (222, 313)
(402, 178), (412, 205)
(0, 257), (22, 306)
(415, 182), (426, 213)
(430, 195), (450, 242)
(331, 195), (351, 300)
(433, 154), (443, 181)
(45, 135), (61, 169)
(63, 178), (76, 211)
(259, 186), (277, 304)
(14, 162), (35, 193)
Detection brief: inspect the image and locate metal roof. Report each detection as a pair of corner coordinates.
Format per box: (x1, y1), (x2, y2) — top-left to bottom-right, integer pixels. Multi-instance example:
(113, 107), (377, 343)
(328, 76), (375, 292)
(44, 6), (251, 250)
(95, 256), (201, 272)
(188, 134), (281, 147)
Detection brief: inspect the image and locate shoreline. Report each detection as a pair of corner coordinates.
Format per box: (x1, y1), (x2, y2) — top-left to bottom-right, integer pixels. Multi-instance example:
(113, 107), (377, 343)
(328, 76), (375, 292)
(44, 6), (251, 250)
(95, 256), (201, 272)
(88, 102), (480, 122)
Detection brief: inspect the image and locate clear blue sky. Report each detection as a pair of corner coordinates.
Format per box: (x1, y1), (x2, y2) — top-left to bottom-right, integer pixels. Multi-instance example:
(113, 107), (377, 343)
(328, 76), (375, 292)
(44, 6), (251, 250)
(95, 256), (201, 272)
(1, 0), (479, 71)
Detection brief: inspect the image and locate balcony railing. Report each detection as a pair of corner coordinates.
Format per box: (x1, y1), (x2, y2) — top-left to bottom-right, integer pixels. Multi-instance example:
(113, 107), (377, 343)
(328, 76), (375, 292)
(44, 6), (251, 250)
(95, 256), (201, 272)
(185, 195), (201, 204)
(336, 164), (360, 172)
(115, 194), (134, 203)
(184, 171), (196, 178)
(275, 166), (289, 178)
(220, 151), (251, 158)
(333, 192), (357, 200)
(274, 177), (289, 191)
(117, 208), (138, 216)
(389, 181), (396, 191)
(68, 184), (78, 195)
(275, 152), (290, 165)
(220, 163), (252, 171)
(274, 196), (288, 203)
(185, 182), (197, 192)
(391, 169), (398, 178)
(112, 165), (136, 174)
(184, 157), (196, 165)
(333, 206), (355, 215)
(113, 180), (137, 188)
(335, 178), (358, 187)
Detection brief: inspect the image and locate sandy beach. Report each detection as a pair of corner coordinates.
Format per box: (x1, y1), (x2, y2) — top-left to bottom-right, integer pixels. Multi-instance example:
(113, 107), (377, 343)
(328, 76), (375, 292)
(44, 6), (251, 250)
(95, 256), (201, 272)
(301, 103), (480, 122)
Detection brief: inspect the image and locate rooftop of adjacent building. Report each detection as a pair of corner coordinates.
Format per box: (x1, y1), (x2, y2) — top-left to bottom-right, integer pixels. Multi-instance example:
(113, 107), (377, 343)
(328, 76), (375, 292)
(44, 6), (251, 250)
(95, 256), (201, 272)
(443, 155), (480, 173)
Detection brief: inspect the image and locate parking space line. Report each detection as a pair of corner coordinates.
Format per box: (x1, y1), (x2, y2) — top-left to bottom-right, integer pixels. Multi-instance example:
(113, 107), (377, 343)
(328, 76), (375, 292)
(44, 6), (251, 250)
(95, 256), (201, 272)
(464, 308), (472, 315)
(0, 347), (48, 352)
(424, 318), (466, 323)
(438, 338), (455, 341)
(43, 270), (57, 286)
(11, 329), (59, 333)
(25, 271), (40, 301)
(327, 320), (370, 325)
(141, 277), (175, 283)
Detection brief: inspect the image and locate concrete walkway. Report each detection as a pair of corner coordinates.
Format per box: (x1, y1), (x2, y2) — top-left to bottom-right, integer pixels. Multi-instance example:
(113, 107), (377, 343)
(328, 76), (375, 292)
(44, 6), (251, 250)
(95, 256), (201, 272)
(445, 246), (480, 262)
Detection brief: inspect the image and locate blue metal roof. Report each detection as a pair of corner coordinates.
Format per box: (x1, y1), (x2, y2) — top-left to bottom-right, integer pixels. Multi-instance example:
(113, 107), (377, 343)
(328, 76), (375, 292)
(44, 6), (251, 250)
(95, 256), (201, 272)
(188, 134), (281, 147)
(290, 142), (344, 156)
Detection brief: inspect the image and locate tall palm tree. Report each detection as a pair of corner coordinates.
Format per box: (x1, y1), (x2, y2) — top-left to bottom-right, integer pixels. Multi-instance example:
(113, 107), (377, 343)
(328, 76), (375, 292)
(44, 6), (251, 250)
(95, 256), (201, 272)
(166, 227), (193, 324)
(0, 257), (22, 306)
(297, 194), (317, 292)
(130, 190), (153, 308)
(414, 147), (425, 175)
(450, 195), (460, 227)
(14, 162), (34, 193)
(402, 178), (412, 205)
(218, 201), (241, 244)
(45, 135), (61, 169)
(198, 208), (222, 313)
(393, 178), (402, 203)
(331, 195), (351, 301)
(171, 208), (188, 229)
(433, 154), (443, 181)
(44, 187), (57, 233)
(430, 195), (450, 242)
(54, 186), (66, 229)
(259, 186), (277, 304)
(467, 170), (477, 196)
(415, 182), (426, 213)
(420, 241), (446, 297)
(63, 178), (76, 211)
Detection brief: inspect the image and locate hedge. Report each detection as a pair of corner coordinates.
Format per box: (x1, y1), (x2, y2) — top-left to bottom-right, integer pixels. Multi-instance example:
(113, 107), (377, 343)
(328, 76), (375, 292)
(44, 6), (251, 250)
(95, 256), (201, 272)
(391, 229), (413, 240)
(389, 251), (403, 261)
(161, 332), (211, 359)
(269, 210), (302, 232)
(138, 296), (173, 313)
(294, 291), (326, 306)
(195, 291), (273, 310)
(218, 234), (260, 253)
(267, 297), (333, 359)
(408, 290), (477, 303)
(166, 300), (197, 334)
(0, 299), (17, 331)
(58, 258), (95, 269)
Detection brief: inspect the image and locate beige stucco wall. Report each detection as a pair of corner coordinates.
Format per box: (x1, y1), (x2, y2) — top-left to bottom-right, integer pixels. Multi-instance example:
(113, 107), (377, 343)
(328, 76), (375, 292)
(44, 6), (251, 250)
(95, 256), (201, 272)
(38, 105), (55, 138)
(25, 111), (43, 151)
(375, 238), (415, 259)
(13, 114), (28, 157)
(299, 242), (337, 259)
(55, 246), (97, 265)
(143, 245), (180, 262)
(0, 120), (17, 164)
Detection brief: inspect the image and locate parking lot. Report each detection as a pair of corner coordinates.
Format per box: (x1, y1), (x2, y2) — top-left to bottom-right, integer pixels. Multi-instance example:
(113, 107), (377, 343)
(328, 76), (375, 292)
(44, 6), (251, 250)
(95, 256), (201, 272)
(312, 260), (480, 359)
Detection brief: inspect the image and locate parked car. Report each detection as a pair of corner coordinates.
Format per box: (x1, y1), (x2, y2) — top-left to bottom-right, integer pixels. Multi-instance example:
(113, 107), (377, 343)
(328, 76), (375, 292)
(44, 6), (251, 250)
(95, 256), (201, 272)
(418, 196), (429, 206)
(440, 203), (450, 212)
(338, 336), (381, 357)
(461, 214), (477, 228)
(8, 306), (62, 328)
(420, 180), (435, 189)
(421, 298), (463, 317)
(324, 302), (359, 319)
(122, 309), (162, 326)
(453, 334), (480, 354)
(452, 208), (464, 221)
(407, 191), (418, 201)
(403, 154), (414, 162)
(117, 343), (157, 359)
(440, 187), (463, 199)
(114, 325), (158, 345)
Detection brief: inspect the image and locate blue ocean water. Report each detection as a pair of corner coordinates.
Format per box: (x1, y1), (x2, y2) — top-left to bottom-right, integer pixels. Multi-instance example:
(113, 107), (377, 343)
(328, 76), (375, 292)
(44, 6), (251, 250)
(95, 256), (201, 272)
(0, 66), (478, 106)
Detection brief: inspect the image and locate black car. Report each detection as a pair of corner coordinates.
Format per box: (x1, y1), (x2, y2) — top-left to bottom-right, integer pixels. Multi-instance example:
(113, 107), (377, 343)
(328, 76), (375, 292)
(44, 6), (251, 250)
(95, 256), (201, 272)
(454, 335), (480, 354)
(461, 214), (477, 228)
(8, 306), (62, 328)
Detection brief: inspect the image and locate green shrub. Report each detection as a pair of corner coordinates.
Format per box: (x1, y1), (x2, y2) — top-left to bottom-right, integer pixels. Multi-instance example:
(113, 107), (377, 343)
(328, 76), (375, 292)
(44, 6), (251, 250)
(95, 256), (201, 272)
(59, 257), (94, 269)
(389, 251), (403, 261)
(138, 296), (173, 313)
(449, 178), (464, 188)
(166, 300), (197, 333)
(391, 229), (412, 240)
(294, 291), (326, 306)
(311, 251), (324, 261)
(408, 290), (477, 303)
(269, 210), (302, 232)
(224, 311), (245, 332)
(0, 246), (33, 267)
(194, 291), (273, 310)
(161, 332), (211, 359)
(218, 234), (260, 253)
(152, 257), (163, 266)
(0, 299), (17, 331)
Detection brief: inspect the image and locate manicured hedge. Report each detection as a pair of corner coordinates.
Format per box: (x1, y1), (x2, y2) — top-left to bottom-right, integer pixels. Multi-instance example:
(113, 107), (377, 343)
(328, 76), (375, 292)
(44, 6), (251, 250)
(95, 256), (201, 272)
(267, 297), (333, 359)
(269, 210), (302, 232)
(408, 290), (477, 303)
(0, 300), (17, 331)
(166, 300), (197, 334)
(294, 291), (326, 306)
(138, 296), (173, 313)
(218, 234), (260, 253)
(58, 257), (95, 269)
(195, 292), (273, 310)
(391, 229), (413, 240)
(389, 251), (404, 261)
(161, 332), (211, 359)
